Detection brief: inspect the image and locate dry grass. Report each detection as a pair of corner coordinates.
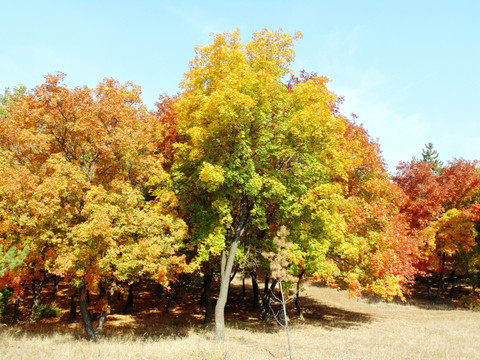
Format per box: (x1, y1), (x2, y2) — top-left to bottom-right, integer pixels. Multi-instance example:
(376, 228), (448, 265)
(2, 281), (480, 359)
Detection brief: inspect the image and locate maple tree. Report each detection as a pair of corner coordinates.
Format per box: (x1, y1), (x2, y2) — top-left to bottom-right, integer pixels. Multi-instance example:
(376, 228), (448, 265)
(172, 29), (420, 340)
(394, 158), (480, 297)
(0, 74), (187, 339)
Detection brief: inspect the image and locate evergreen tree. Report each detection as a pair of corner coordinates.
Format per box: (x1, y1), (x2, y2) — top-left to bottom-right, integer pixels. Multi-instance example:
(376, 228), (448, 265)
(422, 142), (443, 173)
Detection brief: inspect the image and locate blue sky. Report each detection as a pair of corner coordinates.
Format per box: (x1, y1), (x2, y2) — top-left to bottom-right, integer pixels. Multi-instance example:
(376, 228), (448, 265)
(1, 0), (478, 171)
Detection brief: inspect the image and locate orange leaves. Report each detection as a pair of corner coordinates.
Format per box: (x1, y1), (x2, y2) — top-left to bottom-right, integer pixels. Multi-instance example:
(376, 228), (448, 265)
(0, 73), (188, 292)
(394, 159), (480, 278)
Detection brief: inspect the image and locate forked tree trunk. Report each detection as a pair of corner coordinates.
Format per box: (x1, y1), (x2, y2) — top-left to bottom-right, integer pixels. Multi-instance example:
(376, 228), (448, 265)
(79, 286), (97, 341)
(262, 279), (278, 321)
(79, 283), (116, 341)
(96, 285), (115, 334)
(27, 273), (46, 323)
(214, 205), (251, 341)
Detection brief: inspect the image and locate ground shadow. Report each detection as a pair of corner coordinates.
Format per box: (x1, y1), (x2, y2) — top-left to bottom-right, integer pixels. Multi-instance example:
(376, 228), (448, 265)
(3, 276), (375, 339)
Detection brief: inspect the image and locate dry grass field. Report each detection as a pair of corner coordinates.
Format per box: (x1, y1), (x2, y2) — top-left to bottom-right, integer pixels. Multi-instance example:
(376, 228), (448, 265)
(1, 279), (480, 360)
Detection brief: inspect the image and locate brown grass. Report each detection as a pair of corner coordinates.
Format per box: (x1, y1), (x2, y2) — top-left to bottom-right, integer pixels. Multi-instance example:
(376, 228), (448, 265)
(1, 279), (480, 359)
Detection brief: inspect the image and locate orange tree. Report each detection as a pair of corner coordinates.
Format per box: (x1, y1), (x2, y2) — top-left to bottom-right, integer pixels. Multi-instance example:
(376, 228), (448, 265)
(172, 29), (420, 341)
(0, 74), (187, 339)
(394, 158), (480, 297)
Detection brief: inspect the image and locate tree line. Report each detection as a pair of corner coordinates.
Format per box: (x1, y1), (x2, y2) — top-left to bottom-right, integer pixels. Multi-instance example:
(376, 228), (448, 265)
(1, 29), (479, 341)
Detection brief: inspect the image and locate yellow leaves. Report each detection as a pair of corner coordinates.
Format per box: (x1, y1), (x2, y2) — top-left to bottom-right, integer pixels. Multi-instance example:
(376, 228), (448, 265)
(198, 162), (225, 191)
(186, 126), (207, 148)
(365, 275), (405, 301)
(430, 209), (477, 255)
(344, 272), (362, 299)
(245, 173), (263, 196)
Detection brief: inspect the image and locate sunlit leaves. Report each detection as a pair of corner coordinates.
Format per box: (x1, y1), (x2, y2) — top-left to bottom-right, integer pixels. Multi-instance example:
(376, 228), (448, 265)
(0, 74), (187, 291)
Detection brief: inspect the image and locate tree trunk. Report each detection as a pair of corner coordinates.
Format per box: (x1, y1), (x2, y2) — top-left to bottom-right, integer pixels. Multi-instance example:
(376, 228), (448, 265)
(79, 284), (115, 341)
(264, 275), (270, 295)
(50, 275), (61, 303)
(214, 205), (251, 341)
(96, 284), (115, 334)
(242, 276), (248, 311)
(123, 283), (134, 314)
(12, 297), (20, 325)
(27, 273), (46, 323)
(165, 291), (175, 314)
(67, 292), (77, 323)
(99, 282), (105, 301)
(279, 281), (294, 360)
(251, 270), (260, 311)
(225, 268), (237, 309)
(203, 270), (213, 324)
(295, 270), (305, 320)
(78, 286), (97, 341)
(262, 279), (278, 321)
(449, 271), (456, 298)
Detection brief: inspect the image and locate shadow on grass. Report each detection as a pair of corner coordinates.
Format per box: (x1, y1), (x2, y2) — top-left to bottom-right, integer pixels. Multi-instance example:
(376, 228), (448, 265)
(3, 278), (373, 340)
(362, 279), (470, 311)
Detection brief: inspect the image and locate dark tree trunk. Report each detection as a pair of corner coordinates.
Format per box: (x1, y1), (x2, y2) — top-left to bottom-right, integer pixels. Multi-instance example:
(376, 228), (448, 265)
(123, 283), (134, 314)
(449, 271), (456, 298)
(79, 284), (115, 341)
(78, 286), (97, 341)
(242, 276), (248, 311)
(226, 268), (237, 307)
(295, 270), (305, 320)
(262, 279), (278, 322)
(12, 297), (20, 325)
(203, 270), (213, 324)
(27, 273), (46, 323)
(264, 275), (270, 295)
(99, 282), (105, 301)
(68, 292), (77, 323)
(86, 290), (90, 304)
(428, 274), (444, 301)
(50, 275), (61, 303)
(251, 270), (260, 311)
(165, 291), (175, 314)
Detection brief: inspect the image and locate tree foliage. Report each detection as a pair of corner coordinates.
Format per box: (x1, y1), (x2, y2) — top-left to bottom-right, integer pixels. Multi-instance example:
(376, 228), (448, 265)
(0, 74), (187, 338)
(172, 29), (420, 340)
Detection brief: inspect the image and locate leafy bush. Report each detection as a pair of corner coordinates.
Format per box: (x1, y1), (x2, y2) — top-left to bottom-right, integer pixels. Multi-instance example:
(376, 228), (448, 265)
(461, 295), (480, 311)
(34, 303), (63, 318)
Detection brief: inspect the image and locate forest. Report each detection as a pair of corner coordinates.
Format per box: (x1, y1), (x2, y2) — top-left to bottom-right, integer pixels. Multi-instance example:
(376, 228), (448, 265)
(1, 30), (479, 346)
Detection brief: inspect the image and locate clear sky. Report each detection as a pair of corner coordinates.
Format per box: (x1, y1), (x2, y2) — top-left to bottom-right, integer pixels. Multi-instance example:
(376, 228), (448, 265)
(1, 0), (478, 172)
